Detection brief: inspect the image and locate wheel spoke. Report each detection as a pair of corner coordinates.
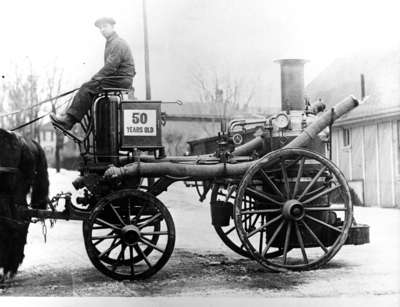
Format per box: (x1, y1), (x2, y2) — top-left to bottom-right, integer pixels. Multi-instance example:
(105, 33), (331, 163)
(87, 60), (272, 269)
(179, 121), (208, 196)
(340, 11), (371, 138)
(92, 226), (109, 230)
(138, 213), (162, 229)
(140, 231), (169, 236)
(294, 222), (308, 264)
(305, 214), (342, 233)
(95, 218), (121, 231)
(244, 195), (249, 230)
(135, 215), (157, 224)
(108, 203), (126, 226)
(134, 244), (153, 268)
(92, 234), (119, 240)
(134, 205), (146, 223)
(140, 237), (165, 253)
(218, 192), (236, 202)
(241, 213), (253, 225)
(224, 225), (236, 236)
(225, 185), (237, 202)
(258, 169), (284, 199)
(111, 245), (126, 272)
(245, 187), (283, 206)
(305, 206), (346, 212)
(240, 209), (281, 215)
(301, 220), (328, 253)
(249, 214), (260, 230)
(246, 214), (282, 238)
(129, 246), (135, 275)
(297, 166), (327, 201)
(280, 158), (291, 199)
(302, 184), (342, 204)
(262, 220), (285, 257)
(98, 239), (121, 259)
(302, 184), (325, 197)
(93, 230), (115, 245)
(259, 216), (264, 253)
(292, 157), (305, 198)
(128, 199), (132, 225)
(283, 220), (292, 264)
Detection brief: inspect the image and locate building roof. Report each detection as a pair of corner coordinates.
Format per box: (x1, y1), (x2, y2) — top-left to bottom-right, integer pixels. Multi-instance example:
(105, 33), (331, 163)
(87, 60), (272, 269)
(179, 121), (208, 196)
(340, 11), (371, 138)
(306, 49), (400, 126)
(161, 101), (265, 120)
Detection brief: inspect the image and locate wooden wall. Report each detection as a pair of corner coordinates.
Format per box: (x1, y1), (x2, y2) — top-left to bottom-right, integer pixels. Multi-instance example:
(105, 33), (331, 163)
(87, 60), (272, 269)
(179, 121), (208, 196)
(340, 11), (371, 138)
(363, 125), (379, 206)
(393, 121), (400, 207)
(333, 120), (399, 208)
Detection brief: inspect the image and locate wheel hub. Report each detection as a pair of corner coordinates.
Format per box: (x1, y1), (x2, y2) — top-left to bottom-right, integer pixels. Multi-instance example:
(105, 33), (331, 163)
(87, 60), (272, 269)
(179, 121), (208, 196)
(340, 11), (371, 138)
(121, 225), (141, 245)
(282, 199), (305, 221)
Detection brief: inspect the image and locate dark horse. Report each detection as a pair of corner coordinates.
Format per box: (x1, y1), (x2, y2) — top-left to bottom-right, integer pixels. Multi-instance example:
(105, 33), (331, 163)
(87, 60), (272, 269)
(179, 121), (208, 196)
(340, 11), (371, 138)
(0, 128), (49, 281)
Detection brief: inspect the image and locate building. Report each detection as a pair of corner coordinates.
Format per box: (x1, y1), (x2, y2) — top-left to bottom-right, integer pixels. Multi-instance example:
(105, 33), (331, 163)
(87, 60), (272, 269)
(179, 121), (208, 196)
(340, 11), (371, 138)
(39, 122), (57, 163)
(306, 50), (400, 208)
(38, 121), (80, 168)
(161, 101), (259, 155)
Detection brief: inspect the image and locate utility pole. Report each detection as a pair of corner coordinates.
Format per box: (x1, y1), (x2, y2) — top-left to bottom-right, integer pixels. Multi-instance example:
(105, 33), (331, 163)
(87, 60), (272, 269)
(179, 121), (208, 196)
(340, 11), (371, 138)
(142, 0), (154, 186)
(143, 0), (151, 100)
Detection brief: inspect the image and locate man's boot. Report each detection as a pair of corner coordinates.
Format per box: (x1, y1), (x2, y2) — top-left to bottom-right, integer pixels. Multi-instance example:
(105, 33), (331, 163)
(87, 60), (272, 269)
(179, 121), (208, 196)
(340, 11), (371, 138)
(50, 113), (77, 131)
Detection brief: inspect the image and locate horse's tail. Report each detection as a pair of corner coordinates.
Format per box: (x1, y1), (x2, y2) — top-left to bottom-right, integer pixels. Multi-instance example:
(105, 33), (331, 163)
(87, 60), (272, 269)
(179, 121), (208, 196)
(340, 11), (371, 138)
(30, 140), (49, 209)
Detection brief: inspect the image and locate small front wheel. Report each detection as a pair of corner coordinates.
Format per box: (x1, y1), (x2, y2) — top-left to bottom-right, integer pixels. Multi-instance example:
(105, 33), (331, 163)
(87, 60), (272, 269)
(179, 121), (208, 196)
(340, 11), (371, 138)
(83, 189), (175, 280)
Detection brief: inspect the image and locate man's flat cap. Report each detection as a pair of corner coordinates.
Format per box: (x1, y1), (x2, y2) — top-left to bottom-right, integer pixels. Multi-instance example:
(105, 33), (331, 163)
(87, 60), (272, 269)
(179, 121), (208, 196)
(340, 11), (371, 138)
(94, 17), (116, 27)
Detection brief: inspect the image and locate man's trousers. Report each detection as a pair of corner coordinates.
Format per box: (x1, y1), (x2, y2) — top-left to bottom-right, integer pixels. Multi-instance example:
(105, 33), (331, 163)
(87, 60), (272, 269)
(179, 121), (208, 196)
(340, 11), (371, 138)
(66, 77), (132, 121)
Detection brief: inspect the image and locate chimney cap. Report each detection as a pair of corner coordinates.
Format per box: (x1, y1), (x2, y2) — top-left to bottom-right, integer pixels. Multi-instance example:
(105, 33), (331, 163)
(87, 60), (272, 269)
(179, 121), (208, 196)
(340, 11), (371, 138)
(274, 58), (309, 65)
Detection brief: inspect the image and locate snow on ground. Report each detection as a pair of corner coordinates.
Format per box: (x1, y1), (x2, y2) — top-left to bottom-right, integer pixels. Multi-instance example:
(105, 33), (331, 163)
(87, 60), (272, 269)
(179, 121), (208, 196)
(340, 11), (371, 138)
(47, 168), (80, 199)
(1, 168), (399, 299)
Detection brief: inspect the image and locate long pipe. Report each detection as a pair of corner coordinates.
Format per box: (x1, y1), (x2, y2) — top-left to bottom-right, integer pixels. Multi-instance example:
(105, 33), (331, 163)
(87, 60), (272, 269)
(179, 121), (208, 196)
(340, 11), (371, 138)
(107, 161), (253, 180)
(283, 95), (360, 148)
(231, 135), (265, 156)
(104, 95), (361, 179)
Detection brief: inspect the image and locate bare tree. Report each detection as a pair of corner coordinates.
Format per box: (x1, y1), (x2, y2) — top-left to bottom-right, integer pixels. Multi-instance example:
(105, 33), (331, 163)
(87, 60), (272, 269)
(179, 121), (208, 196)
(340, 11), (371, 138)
(191, 70), (255, 134)
(45, 65), (64, 172)
(4, 61), (67, 172)
(0, 81), (7, 128)
(163, 130), (185, 156)
(7, 66), (40, 139)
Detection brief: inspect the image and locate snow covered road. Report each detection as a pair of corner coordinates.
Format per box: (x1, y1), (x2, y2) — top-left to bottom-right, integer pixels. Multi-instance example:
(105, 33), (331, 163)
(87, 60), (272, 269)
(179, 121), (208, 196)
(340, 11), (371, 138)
(0, 169), (399, 299)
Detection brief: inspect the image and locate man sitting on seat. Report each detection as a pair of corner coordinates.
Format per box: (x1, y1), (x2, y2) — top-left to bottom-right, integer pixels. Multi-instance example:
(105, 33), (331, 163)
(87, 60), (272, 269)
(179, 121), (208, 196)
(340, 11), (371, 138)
(51, 17), (135, 130)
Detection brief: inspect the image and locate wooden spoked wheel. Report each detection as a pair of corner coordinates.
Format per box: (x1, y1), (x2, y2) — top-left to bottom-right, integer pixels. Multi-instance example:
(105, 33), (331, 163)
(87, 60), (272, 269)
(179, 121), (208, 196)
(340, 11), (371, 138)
(234, 148), (353, 272)
(211, 185), (285, 259)
(83, 189), (175, 280)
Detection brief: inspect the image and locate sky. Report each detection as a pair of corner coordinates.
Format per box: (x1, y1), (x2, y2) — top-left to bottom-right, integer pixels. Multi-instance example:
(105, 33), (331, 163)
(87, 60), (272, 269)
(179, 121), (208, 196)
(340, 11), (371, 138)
(0, 0), (399, 110)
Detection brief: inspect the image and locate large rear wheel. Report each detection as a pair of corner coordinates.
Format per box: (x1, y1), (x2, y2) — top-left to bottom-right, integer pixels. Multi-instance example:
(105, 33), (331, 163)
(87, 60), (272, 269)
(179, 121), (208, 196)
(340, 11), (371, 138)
(234, 148), (353, 272)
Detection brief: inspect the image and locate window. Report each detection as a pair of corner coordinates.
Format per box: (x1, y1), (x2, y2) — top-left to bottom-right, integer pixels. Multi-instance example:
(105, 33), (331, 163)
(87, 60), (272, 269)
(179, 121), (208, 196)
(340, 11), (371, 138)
(343, 128), (351, 147)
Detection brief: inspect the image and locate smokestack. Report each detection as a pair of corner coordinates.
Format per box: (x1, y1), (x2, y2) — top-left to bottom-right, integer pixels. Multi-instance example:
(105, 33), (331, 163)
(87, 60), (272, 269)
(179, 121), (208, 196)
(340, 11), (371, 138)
(275, 59), (308, 111)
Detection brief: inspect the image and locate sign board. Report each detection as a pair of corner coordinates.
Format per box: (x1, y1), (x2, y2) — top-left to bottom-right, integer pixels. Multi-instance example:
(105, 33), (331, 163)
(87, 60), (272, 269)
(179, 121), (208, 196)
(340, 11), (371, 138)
(120, 101), (162, 149)
(123, 109), (157, 136)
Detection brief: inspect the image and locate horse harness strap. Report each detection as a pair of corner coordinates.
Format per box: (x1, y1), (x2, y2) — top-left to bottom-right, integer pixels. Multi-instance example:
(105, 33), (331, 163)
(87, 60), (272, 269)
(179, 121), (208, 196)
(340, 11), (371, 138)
(0, 216), (29, 227)
(0, 166), (18, 173)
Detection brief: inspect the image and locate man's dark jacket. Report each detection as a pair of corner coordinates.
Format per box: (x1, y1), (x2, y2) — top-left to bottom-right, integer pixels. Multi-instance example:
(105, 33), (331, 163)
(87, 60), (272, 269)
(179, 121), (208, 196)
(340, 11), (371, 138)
(66, 31), (135, 121)
(92, 32), (136, 80)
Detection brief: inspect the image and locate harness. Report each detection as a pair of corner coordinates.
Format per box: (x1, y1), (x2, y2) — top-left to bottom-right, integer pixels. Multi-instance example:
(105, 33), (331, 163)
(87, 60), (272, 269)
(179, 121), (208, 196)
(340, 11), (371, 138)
(0, 166), (18, 173)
